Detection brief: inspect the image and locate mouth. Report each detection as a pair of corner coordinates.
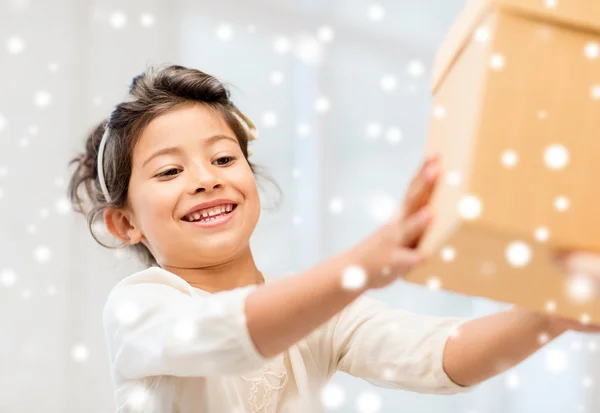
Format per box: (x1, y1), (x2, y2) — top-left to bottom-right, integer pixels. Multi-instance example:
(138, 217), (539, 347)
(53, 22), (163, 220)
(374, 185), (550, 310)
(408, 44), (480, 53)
(182, 204), (238, 228)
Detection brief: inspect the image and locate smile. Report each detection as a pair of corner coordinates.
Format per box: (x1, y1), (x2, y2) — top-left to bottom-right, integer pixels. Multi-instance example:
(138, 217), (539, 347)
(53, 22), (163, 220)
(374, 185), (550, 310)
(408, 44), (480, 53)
(183, 205), (238, 229)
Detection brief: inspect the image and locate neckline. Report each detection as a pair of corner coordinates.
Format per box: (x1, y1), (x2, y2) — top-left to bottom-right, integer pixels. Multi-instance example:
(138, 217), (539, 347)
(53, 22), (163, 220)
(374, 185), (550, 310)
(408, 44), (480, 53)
(188, 273), (271, 295)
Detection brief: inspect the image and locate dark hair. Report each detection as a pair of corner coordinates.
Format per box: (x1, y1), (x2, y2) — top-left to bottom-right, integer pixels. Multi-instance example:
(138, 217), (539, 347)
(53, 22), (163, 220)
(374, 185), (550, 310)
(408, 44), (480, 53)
(68, 64), (282, 267)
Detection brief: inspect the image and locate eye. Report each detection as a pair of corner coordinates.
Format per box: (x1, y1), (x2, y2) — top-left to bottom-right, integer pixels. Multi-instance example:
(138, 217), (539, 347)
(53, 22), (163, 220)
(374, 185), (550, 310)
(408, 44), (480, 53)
(155, 168), (180, 178)
(215, 156), (236, 166)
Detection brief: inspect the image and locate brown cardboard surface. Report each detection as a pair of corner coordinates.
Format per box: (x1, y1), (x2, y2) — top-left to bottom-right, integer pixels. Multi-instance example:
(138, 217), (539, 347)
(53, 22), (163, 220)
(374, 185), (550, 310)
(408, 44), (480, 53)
(432, 0), (600, 93)
(406, 0), (600, 324)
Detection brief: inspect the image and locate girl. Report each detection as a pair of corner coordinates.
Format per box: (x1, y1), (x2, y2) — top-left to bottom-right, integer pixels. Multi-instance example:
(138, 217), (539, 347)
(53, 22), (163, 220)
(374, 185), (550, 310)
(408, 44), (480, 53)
(68, 65), (599, 413)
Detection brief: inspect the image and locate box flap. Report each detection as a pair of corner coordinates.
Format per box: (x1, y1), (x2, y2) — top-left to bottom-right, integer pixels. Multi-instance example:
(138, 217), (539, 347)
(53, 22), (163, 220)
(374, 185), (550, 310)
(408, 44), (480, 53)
(431, 0), (600, 94)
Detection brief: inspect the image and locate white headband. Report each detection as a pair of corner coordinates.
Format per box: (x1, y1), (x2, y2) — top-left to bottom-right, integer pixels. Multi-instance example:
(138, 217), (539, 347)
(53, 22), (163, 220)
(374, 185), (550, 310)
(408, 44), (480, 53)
(97, 126), (113, 203)
(96, 110), (258, 203)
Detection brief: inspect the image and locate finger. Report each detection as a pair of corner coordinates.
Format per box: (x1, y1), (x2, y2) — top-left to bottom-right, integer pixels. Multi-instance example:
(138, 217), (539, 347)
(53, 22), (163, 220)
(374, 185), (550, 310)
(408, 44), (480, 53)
(425, 151), (441, 164)
(551, 315), (600, 333)
(415, 153), (439, 177)
(561, 252), (600, 277)
(405, 158), (436, 202)
(405, 156), (437, 198)
(401, 159), (441, 220)
(390, 248), (425, 276)
(562, 321), (600, 333)
(414, 157), (431, 177)
(398, 206), (433, 248)
(395, 154), (440, 222)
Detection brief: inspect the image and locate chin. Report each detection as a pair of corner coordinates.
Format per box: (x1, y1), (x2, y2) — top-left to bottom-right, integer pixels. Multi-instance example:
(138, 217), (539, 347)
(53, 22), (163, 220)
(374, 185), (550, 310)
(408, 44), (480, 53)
(187, 233), (249, 258)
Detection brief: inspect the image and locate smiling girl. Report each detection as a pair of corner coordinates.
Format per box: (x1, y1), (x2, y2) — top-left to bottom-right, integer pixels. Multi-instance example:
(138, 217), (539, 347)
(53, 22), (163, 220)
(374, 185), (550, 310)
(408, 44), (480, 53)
(68, 65), (599, 413)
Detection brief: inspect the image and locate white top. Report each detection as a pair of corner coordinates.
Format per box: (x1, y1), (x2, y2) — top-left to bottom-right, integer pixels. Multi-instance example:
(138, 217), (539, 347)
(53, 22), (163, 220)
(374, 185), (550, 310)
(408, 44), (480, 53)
(103, 267), (475, 413)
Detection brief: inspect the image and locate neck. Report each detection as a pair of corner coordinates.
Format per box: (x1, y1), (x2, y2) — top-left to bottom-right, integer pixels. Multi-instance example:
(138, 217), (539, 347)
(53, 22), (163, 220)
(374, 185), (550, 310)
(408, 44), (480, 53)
(161, 245), (264, 293)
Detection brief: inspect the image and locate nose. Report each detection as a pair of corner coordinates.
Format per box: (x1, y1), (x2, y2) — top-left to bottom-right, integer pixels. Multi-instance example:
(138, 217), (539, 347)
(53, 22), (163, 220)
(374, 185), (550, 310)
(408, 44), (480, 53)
(188, 163), (223, 194)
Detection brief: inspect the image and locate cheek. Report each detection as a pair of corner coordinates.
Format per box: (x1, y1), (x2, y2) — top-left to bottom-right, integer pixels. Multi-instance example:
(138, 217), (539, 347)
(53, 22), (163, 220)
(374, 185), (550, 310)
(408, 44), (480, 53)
(245, 177), (262, 222)
(240, 170), (260, 203)
(132, 181), (180, 230)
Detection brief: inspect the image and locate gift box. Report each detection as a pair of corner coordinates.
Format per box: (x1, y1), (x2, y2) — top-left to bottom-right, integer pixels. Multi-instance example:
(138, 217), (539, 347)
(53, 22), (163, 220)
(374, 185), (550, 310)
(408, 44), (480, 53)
(406, 0), (600, 323)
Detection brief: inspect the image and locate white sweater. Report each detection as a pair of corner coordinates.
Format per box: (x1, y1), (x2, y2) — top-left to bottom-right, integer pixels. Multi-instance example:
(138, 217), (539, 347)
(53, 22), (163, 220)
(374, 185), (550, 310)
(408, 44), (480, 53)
(103, 267), (474, 413)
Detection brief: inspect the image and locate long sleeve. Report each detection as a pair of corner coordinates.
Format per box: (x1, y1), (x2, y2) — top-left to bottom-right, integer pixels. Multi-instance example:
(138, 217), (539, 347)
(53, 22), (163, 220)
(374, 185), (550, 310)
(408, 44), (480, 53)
(102, 268), (272, 380)
(325, 295), (477, 395)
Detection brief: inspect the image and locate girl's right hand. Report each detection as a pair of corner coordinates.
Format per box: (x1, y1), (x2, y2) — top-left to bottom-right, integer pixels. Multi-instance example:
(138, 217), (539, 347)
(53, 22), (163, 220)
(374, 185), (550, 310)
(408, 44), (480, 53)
(244, 154), (441, 359)
(350, 154), (441, 290)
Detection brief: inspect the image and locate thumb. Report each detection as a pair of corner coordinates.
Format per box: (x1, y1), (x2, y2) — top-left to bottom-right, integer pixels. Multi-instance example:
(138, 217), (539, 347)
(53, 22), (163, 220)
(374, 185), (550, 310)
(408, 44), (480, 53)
(398, 206), (433, 248)
(390, 248), (425, 277)
(554, 252), (600, 278)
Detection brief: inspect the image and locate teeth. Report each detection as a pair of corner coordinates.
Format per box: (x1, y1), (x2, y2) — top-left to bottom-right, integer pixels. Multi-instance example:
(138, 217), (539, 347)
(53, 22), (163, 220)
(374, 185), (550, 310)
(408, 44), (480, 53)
(185, 204), (234, 222)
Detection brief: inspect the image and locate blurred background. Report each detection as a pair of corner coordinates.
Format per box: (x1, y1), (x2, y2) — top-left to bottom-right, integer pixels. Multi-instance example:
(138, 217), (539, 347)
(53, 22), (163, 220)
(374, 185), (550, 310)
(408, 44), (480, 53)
(1, 0), (599, 412)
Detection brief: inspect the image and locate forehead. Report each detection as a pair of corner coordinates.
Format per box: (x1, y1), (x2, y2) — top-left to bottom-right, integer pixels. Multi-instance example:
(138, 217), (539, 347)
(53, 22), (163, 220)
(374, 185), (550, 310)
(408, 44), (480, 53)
(132, 104), (236, 162)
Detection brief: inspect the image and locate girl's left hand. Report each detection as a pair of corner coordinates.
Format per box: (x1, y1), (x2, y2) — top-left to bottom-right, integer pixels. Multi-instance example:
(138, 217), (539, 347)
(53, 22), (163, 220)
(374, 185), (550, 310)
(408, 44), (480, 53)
(544, 251), (600, 334)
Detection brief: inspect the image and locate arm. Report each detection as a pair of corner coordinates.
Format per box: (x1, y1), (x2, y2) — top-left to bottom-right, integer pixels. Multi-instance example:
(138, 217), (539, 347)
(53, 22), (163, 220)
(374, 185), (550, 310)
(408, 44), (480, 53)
(443, 306), (561, 387)
(247, 153), (440, 358)
(104, 246), (413, 379)
(444, 248), (600, 386)
(103, 272), (271, 378)
(105, 155), (438, 378)
(105, 264), (366, 379)
(322, 295), (475, 395)
(245, 250), (367, 358)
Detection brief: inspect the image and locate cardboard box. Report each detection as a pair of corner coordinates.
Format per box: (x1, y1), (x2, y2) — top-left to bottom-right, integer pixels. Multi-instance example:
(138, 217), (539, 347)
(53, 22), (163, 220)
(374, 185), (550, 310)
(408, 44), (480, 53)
(406, 0), (600, 323)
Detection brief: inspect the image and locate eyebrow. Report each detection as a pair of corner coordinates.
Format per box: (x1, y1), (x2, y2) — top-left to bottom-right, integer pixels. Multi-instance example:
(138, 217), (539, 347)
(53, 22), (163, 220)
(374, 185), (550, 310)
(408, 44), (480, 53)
(142, 135), (238, 168)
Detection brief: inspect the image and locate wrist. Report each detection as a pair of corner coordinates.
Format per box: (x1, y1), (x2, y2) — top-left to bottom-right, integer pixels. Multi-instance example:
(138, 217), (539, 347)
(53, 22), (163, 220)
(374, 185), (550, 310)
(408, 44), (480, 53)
(512, 306), (564, 338)
(336, 249), (373, 293)
(347, 237), (386, 289)
(545, 317), (569, 337)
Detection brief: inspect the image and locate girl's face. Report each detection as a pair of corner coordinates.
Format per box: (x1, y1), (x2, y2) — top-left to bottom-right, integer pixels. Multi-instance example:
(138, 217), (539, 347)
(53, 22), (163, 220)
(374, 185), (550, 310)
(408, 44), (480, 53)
(119, 104), (261, 267)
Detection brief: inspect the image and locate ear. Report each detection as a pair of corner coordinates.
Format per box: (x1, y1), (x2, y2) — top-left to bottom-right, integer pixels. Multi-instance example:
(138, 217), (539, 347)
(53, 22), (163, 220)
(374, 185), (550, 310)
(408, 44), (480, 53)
(103, 208), (143, 245)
